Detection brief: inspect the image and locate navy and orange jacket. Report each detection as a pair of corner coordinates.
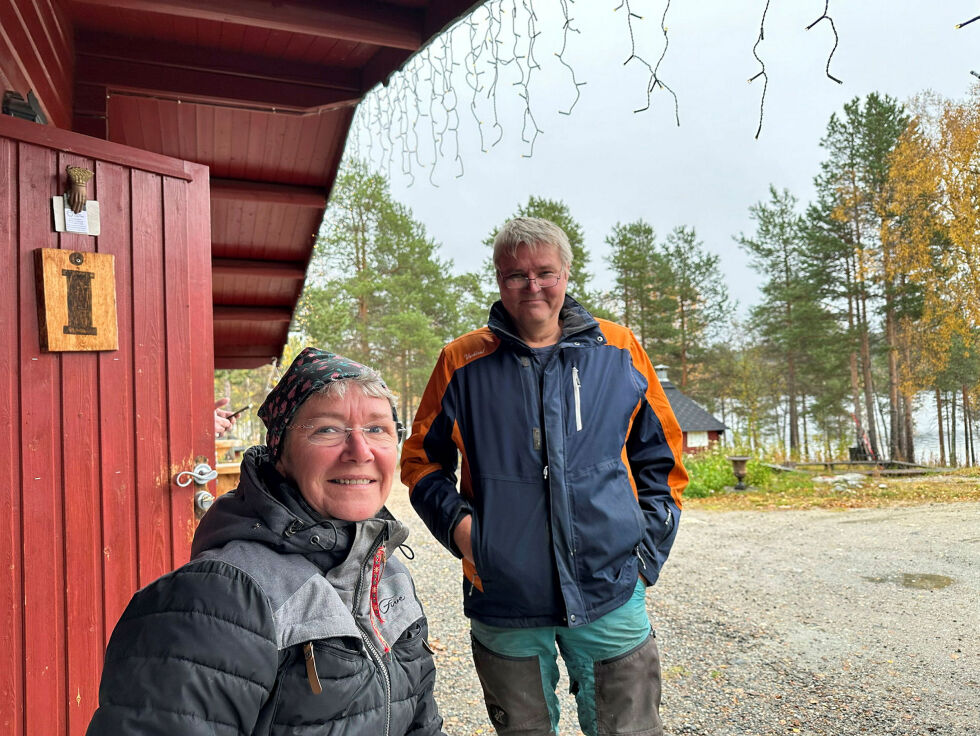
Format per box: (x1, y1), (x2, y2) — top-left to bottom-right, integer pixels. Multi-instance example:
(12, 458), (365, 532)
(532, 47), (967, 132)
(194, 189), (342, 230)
(401, 297), (687, 628)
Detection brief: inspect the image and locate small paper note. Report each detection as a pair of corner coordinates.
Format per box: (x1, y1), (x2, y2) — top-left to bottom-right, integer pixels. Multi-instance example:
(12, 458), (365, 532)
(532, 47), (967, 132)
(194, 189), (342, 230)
(65, 207), (89, 234)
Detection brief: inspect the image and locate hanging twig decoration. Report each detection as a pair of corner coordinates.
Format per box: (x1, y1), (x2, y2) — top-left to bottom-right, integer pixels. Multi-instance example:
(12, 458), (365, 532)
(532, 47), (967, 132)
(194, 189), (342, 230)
(806, 1), (843, 84)
(349, 0), (684, 186)
(748, 0), (771, 140)
(617, 0), (679, 124)
(556, 0), (587, 116)
(346, 0), (919, 178)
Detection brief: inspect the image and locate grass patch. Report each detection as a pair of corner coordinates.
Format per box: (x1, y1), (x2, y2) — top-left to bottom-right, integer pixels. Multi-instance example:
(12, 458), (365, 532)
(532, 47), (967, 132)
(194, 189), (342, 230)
(682, 445), (980, 511)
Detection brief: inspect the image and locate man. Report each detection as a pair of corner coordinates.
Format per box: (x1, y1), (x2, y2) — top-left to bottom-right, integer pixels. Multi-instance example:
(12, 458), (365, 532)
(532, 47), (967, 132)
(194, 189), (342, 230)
(402, 217), (687, 736)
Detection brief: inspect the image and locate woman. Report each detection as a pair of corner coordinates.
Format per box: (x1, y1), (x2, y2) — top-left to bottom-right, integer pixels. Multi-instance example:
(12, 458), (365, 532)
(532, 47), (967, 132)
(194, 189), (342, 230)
(87, 349), (446, 736)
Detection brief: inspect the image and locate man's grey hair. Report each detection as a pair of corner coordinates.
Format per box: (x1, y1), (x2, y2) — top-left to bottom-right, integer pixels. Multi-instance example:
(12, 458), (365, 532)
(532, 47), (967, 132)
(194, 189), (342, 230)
(492, 217), (573, 270)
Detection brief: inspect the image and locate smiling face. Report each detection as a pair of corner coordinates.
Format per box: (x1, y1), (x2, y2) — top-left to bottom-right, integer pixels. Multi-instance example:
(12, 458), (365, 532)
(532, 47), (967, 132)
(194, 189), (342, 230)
(495, 242), (567, 344)
(275, 388), (397, 521)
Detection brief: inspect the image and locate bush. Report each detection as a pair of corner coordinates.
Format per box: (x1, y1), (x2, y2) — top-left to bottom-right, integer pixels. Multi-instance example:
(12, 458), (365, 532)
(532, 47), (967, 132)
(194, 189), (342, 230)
(682, 443), (813, 498)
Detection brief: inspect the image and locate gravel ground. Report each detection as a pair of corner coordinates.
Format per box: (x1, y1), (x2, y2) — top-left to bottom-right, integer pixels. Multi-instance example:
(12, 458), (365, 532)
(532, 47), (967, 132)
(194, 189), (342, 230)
(387, 489), (980, 736)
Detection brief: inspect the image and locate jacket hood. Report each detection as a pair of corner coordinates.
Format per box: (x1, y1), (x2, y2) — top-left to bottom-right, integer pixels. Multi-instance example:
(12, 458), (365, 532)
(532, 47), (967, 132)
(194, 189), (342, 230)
(191, 445), (408, 568)
(488, 294), (599, 348)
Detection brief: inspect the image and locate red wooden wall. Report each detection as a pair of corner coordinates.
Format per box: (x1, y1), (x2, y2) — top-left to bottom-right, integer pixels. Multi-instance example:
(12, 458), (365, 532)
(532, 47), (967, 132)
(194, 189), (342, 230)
(0, 115), (214, 736)
(0, 0), (74, 128)
(681, 430), (723, 455)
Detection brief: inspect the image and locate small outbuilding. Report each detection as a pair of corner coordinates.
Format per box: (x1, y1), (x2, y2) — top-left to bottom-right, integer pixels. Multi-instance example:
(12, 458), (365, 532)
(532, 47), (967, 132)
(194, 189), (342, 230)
(655, 365), (727, 453)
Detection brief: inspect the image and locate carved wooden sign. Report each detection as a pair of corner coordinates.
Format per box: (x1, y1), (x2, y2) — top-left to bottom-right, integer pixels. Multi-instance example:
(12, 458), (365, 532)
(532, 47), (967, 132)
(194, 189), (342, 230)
(34, 249), (118, 352)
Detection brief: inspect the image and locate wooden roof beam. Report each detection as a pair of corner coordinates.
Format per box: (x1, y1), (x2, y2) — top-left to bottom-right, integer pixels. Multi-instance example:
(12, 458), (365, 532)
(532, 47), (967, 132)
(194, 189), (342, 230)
(76, 31), (362, 94)
(215, 355), (281, 369)
(74, 0), (423, 50)
(213, 306), (293, 323)
(210, 178), (327, 209)
(212, 258), (307, 281)
(212, 344), (284, 358)
(76, 54), (360, 112)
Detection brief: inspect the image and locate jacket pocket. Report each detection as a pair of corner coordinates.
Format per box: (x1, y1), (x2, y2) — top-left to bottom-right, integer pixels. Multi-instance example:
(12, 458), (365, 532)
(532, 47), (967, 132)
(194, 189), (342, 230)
(566, 457), (643, 583)
(271, 640), (375, 727)
(469, 476), (553, 608)
(391, 618), (437, 698)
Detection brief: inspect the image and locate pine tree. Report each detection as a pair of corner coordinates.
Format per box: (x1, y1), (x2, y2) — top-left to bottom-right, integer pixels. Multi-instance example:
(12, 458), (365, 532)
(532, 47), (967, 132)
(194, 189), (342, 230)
(604, 220), (676, 358)
(297, 160), (483, 420)
(658, 226), (733, 391)
(738, 186), (834, 458)
(813, 93), (910, 460)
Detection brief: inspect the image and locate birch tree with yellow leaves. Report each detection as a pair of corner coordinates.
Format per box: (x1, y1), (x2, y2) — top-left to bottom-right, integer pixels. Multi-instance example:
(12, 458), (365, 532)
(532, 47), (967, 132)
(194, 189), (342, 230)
(886, 88), (980, 466)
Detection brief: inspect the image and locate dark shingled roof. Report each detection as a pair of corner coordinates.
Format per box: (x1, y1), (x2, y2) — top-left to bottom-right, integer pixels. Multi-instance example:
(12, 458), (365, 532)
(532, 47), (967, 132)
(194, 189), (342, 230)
(655, 367), (727, 433)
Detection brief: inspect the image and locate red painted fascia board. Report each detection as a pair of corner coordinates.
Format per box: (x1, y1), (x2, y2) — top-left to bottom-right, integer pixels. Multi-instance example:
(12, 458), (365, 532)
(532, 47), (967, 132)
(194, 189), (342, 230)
(0, 113), (198, 180)
(75, 0), (423, 51)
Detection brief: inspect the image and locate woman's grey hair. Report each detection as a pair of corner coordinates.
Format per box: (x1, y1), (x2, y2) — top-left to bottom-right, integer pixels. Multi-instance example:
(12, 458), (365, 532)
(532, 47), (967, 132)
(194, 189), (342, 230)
(492, 217), (573, 270)
(315, 370), (398, 418)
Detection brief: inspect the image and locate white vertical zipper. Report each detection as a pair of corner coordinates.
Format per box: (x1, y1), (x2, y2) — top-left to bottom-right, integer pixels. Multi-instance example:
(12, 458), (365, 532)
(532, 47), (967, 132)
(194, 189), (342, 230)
(572, 366), (583, 431)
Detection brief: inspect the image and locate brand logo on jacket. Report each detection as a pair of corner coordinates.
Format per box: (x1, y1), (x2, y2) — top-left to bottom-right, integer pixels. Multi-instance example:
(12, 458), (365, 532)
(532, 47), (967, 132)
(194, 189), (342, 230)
(378, 594), (405, 615)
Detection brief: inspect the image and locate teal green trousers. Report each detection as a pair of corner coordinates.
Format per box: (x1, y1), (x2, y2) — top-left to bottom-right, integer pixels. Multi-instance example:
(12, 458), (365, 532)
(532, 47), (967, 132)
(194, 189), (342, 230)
(470, 580), (664, 736)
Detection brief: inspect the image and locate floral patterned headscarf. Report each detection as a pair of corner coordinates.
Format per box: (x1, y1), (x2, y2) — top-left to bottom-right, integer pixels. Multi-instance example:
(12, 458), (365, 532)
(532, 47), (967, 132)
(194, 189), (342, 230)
(258, 348), (394, 460)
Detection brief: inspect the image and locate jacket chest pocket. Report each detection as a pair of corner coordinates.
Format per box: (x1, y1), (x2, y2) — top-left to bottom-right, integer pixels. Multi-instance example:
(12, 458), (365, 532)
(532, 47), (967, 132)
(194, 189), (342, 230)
(272, 638), (376, 726)
(389, 619), (436, 695)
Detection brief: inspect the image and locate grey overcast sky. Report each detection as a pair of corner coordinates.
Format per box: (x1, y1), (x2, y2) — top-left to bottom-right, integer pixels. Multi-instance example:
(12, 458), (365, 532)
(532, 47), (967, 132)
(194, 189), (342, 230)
(347, 0), (978, 315)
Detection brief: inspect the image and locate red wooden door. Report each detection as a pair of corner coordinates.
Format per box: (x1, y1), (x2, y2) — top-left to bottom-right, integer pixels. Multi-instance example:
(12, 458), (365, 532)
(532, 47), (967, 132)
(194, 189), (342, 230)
(0, 115), (214, 736)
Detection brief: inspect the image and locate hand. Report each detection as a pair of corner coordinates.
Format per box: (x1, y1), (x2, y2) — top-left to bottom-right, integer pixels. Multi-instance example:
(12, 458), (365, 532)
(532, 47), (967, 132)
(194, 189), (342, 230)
(214, 398), (236, 437)
(453, 514), (474, 564)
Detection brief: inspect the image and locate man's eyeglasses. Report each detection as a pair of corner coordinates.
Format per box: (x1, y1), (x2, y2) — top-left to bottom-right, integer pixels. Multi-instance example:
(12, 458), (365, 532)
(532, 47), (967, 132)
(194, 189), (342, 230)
(501, 270), (563, 290)
(287, 423), (405, 448)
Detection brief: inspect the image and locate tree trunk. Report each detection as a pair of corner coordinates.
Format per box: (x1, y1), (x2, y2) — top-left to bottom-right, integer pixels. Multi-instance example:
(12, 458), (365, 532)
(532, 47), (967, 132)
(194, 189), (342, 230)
(859, 319), (880, 460)
(787, 357), (799, 457)
(885, 307), (902, 460)
(801, 393), (809, 460)
(936, 387), (947, 466)
(844, 259), (864, 452)
(902, 392), (915, 464)
(949, 391), (958, 467)
(900, 338), (916, 462)
(962, 385), (972, 468)
(400, 351), (409, 433)
(679, 304), (689, 390)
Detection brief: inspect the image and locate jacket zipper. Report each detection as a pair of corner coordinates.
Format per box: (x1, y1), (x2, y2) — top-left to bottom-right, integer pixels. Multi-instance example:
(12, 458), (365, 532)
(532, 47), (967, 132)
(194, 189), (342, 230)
(634, 544), (648, 574)
(572, 365), (583, 431)
(352, 528), (392, 736)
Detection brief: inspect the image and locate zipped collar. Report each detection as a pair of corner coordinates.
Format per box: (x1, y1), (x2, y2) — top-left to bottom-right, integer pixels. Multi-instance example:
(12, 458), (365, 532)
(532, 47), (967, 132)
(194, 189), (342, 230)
(487, 295), (599, 350)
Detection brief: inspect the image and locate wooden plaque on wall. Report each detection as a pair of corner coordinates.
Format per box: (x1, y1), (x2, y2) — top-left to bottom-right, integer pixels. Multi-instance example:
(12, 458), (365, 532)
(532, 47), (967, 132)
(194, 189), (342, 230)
(34, 248), (119, 351)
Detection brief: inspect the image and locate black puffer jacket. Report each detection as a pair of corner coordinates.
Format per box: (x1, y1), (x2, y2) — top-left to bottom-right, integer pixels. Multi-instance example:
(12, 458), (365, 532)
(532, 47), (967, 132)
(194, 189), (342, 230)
(87, 446), (445, 736)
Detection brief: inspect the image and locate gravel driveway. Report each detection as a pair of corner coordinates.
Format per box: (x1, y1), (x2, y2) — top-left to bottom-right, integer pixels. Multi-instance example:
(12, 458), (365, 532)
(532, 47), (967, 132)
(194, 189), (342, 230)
(388, 489), (980, 736)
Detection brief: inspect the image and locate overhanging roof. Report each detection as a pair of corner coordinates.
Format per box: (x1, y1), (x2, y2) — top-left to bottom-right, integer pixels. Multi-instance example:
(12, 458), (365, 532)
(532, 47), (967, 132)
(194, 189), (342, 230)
(660, 378), (728, 433)
(60, 0), (480, 368)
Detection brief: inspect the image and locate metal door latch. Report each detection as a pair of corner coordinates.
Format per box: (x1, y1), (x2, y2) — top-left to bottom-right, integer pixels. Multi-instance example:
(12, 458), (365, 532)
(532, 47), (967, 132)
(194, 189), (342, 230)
(175, 460), (218, 518)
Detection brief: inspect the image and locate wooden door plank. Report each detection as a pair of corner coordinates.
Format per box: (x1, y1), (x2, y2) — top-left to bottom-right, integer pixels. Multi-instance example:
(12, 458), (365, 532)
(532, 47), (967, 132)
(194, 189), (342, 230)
(162, 177), (196, 564)
(186, 163), (215, 474)
(95, 161), (138, 640)
(0, 133), (25, 736)
(18, 141), (66, 736)
(58, 151), (105, 736)
(130, 170), (172, 586)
